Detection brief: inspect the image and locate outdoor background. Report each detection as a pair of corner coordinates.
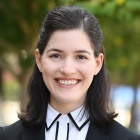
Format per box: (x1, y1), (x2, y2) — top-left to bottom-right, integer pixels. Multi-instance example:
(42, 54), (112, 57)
(0, 0), (140, 134)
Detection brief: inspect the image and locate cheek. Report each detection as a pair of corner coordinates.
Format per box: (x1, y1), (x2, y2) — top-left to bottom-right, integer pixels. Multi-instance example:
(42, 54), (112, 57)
(79, 64), (95, 77)
(79, 69), (94, 88)
(41, 65), (53, 89)
(42, 66), (53, 77)
(41, 61), (60, 78)
(41, 60), (52, 72)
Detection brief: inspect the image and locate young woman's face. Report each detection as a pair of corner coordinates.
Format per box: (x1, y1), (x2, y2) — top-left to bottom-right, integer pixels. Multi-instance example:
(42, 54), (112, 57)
(36, 29), (103, 113)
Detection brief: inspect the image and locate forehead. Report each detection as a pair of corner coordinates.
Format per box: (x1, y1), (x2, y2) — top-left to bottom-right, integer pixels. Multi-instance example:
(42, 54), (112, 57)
(45, 29), (94, 52)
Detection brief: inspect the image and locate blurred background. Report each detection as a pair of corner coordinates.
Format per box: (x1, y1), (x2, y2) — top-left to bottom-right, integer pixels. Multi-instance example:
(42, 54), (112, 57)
(0, 0), (140, 134)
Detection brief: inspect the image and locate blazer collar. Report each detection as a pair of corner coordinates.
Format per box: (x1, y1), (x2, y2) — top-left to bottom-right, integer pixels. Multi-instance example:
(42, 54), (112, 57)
(86, 122), (110, 140)
(21, 121), (111, 140)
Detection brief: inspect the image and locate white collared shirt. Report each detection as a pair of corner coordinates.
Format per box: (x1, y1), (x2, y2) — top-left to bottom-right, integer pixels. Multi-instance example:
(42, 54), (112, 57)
(45, 104), (90, 140)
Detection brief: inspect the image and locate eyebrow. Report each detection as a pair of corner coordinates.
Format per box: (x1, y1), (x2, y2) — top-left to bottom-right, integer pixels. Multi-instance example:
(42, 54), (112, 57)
(46, 48), (91, 55)
(75, 50), (91, 55)
(47, 48), (63, 53)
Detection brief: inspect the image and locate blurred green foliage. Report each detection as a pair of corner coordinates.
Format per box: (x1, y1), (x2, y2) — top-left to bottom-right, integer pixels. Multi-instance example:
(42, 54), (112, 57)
(3, 80), (21, 101)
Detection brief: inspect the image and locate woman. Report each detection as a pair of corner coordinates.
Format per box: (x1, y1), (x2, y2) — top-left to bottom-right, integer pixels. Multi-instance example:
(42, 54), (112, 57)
(0, 5), (140, 140)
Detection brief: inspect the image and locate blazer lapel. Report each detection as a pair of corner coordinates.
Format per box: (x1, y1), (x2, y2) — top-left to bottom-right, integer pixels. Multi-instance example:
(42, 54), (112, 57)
(86, 122), (110, 140)
(22, 123), (45, 140)
(21, 121), (110, 140)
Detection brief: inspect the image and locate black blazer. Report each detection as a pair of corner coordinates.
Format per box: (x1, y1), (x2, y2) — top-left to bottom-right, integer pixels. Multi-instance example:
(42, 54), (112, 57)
(0, 120), (140, 140)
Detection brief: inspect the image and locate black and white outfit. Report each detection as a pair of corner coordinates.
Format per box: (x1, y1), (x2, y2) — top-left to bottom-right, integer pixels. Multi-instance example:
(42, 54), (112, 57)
(45, 105), (89, 140)
(0, 104), (140, 140)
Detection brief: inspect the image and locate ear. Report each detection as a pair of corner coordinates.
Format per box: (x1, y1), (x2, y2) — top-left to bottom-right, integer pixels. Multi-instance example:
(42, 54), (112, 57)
(35, 49), (42, 72)
(95, 53), (104, 75)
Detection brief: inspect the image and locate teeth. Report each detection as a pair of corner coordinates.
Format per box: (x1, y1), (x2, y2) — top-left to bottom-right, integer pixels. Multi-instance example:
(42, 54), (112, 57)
(58, 80), (78, 85)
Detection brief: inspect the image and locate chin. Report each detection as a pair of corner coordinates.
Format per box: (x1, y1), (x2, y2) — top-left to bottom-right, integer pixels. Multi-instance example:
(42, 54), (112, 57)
(57, 97), (77, 104)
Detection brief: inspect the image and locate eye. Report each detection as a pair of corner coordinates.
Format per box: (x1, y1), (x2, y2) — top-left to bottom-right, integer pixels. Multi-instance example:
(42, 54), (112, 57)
(49, 53), (62, 58)
(76, 55), (87, 60)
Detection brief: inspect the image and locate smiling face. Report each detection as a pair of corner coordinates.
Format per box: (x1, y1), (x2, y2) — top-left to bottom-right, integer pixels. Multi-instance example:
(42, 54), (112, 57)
(35, 29), (103, 113)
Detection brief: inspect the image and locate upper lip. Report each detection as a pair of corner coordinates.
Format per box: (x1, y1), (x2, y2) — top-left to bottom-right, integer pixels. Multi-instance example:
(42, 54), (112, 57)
(55, 77), (81, 80)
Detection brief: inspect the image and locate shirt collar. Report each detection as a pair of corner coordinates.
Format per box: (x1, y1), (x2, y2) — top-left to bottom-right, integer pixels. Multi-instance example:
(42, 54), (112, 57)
(46, 104), (89, 131)
(46, 104), (60, 127)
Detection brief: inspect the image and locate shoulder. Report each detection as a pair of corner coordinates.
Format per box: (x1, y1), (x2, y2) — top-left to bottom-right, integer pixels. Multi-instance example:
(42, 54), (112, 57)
(108, 120), (140, 140)
(0, 120), (23, 140)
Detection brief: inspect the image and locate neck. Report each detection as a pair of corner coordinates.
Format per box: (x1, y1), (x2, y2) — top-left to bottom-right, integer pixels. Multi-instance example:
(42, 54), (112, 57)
(49, 102), (84, 114)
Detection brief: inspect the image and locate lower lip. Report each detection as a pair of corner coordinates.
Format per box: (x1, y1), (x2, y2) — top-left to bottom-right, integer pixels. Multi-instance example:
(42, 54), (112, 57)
(55, 80), (80, 88)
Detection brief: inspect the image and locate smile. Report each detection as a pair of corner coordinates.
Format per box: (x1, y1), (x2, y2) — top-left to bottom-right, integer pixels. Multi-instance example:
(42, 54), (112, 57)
(57, 79), (79, 86)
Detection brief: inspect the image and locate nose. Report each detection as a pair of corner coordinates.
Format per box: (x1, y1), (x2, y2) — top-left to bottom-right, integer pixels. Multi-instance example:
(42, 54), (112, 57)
(60, 58), (76, 75)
